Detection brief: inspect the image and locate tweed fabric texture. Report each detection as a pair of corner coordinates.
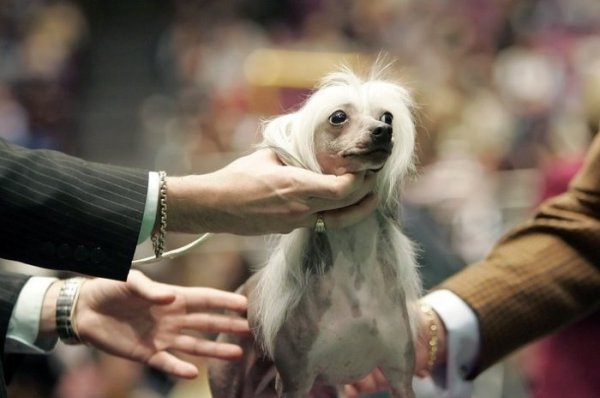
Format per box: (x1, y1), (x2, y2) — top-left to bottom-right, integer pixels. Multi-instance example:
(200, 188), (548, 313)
(438, 134), (600, 376)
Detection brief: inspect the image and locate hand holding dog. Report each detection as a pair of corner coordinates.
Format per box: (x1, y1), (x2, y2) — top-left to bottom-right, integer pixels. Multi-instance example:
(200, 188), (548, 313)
(41, 270), (250, 379)
(343, 308), (448, 397)
(166, 149), (378, 235)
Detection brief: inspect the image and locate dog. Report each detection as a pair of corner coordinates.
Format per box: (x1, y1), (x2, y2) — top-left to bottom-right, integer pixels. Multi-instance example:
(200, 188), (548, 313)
(209, 66), (421, 398)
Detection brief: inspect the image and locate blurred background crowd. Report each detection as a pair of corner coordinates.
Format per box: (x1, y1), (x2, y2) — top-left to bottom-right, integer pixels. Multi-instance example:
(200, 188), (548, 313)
(1, 0), (599, 397)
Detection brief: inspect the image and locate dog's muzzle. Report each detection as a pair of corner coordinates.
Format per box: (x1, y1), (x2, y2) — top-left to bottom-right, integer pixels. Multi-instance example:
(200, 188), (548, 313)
(371, 125), (392, 146)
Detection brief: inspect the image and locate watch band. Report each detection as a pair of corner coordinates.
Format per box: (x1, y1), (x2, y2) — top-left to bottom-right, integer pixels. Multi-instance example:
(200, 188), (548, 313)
(56, 277), (85, 345)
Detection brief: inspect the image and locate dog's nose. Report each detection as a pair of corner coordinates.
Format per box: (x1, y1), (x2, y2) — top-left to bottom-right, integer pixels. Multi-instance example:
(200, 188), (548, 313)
(371, 125), (392, 145)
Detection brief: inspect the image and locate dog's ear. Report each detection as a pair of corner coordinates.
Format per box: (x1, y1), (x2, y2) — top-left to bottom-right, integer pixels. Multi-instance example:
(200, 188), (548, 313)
(262, 113), (295, 147)
(260, 113), (303, 167)
(261, 112), (321, 172)
(376, 83), (417, 214)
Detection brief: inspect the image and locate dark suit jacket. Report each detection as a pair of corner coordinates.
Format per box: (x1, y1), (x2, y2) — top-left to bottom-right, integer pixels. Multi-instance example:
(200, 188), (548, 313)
(0, 273), (29, 398)
(0, 139), (149, 396)
(439, 133), (600, 376)
(0, 139), (149, 280)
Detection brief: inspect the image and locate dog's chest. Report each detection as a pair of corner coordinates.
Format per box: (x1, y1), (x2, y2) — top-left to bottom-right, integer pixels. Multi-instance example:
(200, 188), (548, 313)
(275, 221), (410, 383)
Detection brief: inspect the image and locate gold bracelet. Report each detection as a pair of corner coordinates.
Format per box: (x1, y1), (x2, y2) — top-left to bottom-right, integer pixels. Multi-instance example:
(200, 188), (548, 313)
(151, 171), (167, 258)
(420, 303), (439, 373)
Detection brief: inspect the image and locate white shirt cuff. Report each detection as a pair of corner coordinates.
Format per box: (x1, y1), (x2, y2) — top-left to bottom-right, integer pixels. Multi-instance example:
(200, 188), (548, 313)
(137, 171), (159, 244)
(422, 289), (480, 398)
(6, 276), (59, 354)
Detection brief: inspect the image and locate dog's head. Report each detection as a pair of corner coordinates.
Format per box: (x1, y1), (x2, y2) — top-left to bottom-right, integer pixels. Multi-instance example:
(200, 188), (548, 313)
(261, 66), (416, 213)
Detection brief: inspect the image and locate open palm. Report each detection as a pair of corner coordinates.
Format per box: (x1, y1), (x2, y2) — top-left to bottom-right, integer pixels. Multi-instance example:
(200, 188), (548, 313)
(74, 270), (249, 378)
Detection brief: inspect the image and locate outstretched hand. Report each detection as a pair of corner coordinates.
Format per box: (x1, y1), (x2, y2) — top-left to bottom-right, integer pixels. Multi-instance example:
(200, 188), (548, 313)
(167, 149), (378, 235)
(74, 270), (250, 379)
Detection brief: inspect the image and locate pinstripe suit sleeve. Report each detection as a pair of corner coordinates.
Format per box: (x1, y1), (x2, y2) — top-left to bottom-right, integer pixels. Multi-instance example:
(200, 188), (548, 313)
(0, 271), (29, 394)
(438, 133), (600, 376)
(0, 139), (149, 280)
(0, 272), (29, 356)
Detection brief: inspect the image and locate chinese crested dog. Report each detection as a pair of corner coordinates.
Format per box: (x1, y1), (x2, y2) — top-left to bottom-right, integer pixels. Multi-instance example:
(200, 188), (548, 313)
(210, 66), (421, 398)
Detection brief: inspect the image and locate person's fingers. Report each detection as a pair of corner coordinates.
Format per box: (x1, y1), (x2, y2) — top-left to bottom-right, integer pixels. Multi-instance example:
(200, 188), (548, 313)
(127, 270), (177, 304)
(261, 147), (286, 165)
(178, 287), (248, 312)
(231, 148), (377, 216)
(343, 385), (360, 398)
(172, 335), (244, 360)
(373, 369), (389, 389)
(147, 351), (199, 379)
(299, 170), (367, 200)
(352, 375), (380, 394)
(231, 148), (284, 168)
(344, 369), (389, 396)
(323, 193), (378, 229)
(309, 172), (377, 214)
(182, 313), (250, 335)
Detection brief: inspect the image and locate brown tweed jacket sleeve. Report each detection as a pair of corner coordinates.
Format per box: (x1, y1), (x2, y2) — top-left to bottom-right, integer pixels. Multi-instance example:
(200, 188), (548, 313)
(437, 133), (600, 377)
(0, 139), (149, 280)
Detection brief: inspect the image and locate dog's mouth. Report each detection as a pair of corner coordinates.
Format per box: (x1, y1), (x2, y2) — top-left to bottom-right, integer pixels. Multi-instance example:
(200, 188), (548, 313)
(342, 147), (392, 157)
(340, 147), (392, 172)
(341, 147), (392, 164)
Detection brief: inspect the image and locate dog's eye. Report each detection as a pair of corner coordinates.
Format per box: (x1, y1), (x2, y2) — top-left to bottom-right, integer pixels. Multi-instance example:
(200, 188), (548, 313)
(329, 110), (348, 126)
(380, 112), (393, 125)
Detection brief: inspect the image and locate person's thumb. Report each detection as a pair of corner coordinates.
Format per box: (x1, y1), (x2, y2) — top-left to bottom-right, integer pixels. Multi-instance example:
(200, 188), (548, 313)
(127, 269), (176, 304)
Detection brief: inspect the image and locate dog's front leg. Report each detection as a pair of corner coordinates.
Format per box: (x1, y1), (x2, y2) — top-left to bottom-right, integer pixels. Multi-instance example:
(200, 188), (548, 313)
(275, 370), (316, 398)
(377, 335), (416, 398)
(378, 365), (415, 398)
(377, 303), (417, 398)
(273, 345), (317, 398)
